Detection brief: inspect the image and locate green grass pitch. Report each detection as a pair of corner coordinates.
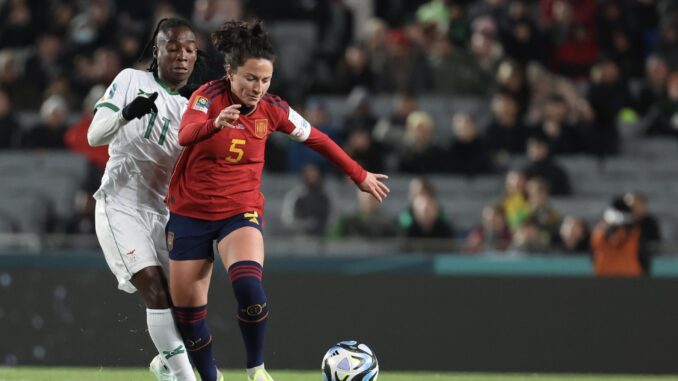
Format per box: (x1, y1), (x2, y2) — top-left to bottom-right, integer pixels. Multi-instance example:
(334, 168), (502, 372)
(1, 368), (678, 381)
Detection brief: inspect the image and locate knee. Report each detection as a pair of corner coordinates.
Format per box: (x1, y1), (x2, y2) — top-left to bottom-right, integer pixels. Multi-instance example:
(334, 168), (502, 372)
(143, 281), (171, 309)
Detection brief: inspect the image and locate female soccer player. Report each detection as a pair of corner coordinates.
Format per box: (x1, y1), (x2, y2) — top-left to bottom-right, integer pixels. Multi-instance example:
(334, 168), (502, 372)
(166, 20), (389, 381)
(88, 18), (199, 381)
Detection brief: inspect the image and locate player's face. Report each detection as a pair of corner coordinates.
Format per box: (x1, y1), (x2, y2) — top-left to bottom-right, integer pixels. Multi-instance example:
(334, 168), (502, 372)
(155, 26), (197, 90)
(228, 58), (273, 107)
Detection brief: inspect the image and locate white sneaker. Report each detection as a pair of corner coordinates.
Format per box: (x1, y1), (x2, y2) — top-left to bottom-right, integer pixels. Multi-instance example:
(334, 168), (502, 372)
(149, 354), (177, 381)
(248, 369), (275, 381)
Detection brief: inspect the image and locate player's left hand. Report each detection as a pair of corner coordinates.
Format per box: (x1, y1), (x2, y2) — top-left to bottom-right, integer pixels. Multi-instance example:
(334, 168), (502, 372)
(358, 172), (390, 203)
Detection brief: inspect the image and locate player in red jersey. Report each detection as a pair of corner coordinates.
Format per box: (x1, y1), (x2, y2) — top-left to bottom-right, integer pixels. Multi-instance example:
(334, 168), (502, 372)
(165, 20), (389, 381)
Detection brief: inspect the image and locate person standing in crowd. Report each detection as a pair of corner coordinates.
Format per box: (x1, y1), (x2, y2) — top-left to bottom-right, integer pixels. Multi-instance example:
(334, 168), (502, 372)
(87, 18), (198, 381)
(591, 196), (651, 277)
(165, 20), (389, 381)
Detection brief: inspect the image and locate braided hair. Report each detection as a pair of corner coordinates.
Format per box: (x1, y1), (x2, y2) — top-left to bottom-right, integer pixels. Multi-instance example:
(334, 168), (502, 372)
(211, 20), (276, 71)
(140, 17), (195, 73)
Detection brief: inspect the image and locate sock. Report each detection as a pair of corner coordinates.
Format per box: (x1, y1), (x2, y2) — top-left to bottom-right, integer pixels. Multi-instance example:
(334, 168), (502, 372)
(147, 309), (196, 381)
(174, 305), (217, 381)
(229, 261), (269, 368)
(247, 363), (266, 379)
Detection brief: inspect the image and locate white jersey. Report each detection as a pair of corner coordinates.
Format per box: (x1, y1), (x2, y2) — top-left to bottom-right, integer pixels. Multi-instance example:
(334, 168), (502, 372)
(93, 69), (187, 214)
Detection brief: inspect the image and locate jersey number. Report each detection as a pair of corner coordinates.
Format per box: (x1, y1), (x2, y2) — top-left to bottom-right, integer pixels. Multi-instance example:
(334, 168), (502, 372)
(226, 139), (246, 163)
(143, 112), (171, 145)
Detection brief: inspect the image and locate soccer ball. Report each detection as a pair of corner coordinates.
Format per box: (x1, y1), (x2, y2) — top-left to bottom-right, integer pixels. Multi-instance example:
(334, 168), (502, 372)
(321, 340), (379, 381)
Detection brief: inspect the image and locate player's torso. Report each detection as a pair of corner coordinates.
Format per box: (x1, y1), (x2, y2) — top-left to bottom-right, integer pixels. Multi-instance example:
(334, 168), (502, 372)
(101, 72), (187, 211)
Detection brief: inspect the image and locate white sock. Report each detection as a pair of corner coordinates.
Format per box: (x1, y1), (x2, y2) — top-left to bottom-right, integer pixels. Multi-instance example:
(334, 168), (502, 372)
(247, 363), (266, 379)
(147, 308), (196, 381)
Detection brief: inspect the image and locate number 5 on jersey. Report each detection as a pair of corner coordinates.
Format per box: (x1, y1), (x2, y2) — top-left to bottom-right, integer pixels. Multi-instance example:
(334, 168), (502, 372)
(226, 139), (246, 163)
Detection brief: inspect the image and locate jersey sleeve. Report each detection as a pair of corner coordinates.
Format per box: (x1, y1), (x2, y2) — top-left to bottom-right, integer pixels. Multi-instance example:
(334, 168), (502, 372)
(178, 82), (221, 146)
(273, 101), (366, 183)
(93, 68), (134, 114)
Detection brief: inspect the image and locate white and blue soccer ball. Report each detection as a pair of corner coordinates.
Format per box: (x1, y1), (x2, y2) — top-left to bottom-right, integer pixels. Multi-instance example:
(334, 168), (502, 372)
(321, 340), (379, 381)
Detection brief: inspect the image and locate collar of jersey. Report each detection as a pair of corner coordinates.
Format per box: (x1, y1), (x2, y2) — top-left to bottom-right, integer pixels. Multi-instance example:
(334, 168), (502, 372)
(153, 72), (180, 96)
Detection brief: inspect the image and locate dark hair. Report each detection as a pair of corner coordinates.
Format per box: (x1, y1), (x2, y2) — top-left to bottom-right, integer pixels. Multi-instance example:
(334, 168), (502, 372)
(140, 17), (195, 73)
(211, 20), (275, 70)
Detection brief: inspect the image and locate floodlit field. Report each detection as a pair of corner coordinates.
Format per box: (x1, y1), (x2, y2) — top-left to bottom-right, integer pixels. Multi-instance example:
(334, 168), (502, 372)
(1, 368), (677, 381)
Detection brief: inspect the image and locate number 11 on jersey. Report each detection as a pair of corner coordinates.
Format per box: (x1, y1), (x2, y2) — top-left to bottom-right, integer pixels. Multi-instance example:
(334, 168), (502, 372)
(143, 112), (171, 145)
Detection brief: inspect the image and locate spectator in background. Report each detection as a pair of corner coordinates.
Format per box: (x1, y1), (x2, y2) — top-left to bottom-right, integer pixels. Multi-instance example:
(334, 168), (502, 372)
(644, 71), (678, 136)
(21, 94), (69, 149)
(525, 177), (562, 243)
(656, 20), (678, 69)
(0, 0), (36, 48)
(372, 28), (432, 94)
(23, 33), (65, 102)
(464, 204), (512, 253)
(625, 192), (662, 244)
(499, 0), (548, 66)
(522, 133), (572, 196)
(484, 92), (528, 165)
(510, 216), (550, 253)
(333, 44), (375, 94)
(402, 191), (454, 240)
(329, 189), (398, 239)
(0, 87), (20, 149)
(373, 92), (418, 153)
(587, 59), (631, 156)
(287, 100), (341, 173)
(428, 30), (494, 96)
(596, 0), (644, 78)
(557, 215), (590, 254)
(592, 196), (651, 276)
(399, 177), (453, 238)
(446, 112), (494, 176)
(634, 55), (669, 118)
(501, 169), (530, 231)
(281, 163), (332, 237)
(495, 59), (531, 120)
(533, 94), (582, 155)
(398, 110), (445, 173)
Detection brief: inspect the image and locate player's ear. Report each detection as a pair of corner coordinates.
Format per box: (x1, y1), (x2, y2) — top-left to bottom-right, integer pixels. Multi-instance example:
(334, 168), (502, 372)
(226, 66), (233, 81)
(153, 45), (158, 59)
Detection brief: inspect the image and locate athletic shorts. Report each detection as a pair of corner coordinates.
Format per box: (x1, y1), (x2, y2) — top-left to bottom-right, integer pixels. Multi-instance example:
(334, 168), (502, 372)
(94, 194), (169, 294)
(166, 211), (263, 261)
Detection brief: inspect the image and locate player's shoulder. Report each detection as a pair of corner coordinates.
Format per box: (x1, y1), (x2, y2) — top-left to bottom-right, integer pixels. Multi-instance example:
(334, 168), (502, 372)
(260, 92), (290, 113)
(117, 68), (148, 81)
(195, 78), (229, 100)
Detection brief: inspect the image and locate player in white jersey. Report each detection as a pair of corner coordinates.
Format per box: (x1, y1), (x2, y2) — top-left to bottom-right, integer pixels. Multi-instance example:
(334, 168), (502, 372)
(87, 18), (199, 381)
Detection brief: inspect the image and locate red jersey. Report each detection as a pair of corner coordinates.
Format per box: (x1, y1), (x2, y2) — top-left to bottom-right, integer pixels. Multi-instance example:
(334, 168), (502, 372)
(167, 80), (367, 221)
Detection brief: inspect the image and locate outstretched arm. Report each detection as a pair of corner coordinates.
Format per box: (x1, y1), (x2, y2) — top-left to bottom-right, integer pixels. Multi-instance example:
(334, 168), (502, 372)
(303, 127), (390, 202)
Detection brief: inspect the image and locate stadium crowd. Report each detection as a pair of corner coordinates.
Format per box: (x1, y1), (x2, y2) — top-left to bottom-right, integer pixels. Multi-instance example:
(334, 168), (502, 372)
(0, 0), (675, 267)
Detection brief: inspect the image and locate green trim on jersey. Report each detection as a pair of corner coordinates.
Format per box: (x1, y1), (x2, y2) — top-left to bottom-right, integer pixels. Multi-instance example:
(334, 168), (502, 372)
(153, 73), (180, 96)
(94, 102), (120, 112)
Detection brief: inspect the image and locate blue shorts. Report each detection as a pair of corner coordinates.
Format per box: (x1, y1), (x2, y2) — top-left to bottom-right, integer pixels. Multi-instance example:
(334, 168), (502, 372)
(166, 211), (263, 261)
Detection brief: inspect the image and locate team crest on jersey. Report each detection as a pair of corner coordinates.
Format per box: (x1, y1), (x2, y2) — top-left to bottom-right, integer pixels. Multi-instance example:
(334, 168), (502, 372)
(192, 96), (210, 113)
(254, 119), (268, 138)
(167, 232), (174, 251)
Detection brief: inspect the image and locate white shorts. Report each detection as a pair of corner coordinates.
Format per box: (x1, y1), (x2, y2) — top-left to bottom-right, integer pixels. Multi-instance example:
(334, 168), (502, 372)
(94, 194), (170, 294)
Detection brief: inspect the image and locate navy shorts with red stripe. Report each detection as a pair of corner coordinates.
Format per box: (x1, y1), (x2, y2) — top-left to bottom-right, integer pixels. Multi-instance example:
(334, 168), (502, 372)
(166, 211), (263, 261)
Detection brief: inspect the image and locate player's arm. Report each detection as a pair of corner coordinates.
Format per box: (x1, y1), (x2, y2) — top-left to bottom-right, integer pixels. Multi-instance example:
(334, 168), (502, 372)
(88, 69), (158, 146)
(279, 106), (389, 202)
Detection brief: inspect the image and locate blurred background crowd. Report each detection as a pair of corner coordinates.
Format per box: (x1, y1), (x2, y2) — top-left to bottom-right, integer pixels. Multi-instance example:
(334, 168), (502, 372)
(1, 0), (677, 268)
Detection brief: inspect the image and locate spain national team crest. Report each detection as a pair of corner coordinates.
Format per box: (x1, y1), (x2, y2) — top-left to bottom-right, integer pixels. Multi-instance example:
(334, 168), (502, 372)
(254, 119), (268, 139)
(167, 232), (174, 251)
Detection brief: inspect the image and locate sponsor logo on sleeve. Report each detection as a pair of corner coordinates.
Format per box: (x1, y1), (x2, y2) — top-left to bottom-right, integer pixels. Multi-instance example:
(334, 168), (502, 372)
(191, 96), (211, 113)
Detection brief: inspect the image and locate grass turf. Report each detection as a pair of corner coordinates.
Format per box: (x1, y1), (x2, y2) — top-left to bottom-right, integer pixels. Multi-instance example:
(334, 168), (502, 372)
(0, 368), (677, 381)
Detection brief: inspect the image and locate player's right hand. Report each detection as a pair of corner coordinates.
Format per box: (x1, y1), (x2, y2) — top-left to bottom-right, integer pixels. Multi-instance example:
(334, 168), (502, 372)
(122, 92), (158, 121)
(214, 104), (241, 130)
